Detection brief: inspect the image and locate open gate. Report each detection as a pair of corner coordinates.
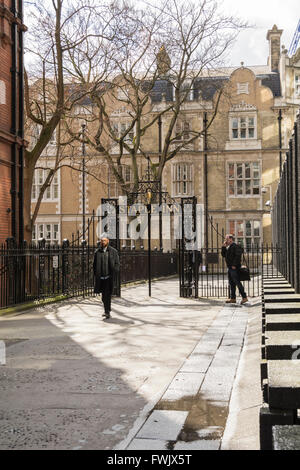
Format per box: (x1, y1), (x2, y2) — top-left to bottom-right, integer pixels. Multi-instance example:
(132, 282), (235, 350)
(179, 210), (281, 299)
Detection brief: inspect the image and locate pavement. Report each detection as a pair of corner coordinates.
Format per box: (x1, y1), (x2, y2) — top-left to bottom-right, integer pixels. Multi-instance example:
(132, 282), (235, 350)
(0, 278), (262, 450)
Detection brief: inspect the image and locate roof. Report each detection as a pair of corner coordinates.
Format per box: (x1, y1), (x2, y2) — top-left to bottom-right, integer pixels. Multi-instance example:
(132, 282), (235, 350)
(257, 73), (282, 97)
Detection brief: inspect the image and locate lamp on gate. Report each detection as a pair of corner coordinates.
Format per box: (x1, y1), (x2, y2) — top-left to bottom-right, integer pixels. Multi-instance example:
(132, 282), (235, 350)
(147, 188), (152, 205)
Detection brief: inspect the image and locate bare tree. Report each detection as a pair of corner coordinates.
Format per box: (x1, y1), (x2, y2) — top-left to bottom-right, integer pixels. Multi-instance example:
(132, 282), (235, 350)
(64, 0), (246, 198)
(23, 0), (115, 241)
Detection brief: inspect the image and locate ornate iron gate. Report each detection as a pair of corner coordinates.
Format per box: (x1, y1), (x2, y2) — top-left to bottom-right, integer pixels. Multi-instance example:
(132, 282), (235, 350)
(179, 197), (199, 298)
(101, 198), (121, 296)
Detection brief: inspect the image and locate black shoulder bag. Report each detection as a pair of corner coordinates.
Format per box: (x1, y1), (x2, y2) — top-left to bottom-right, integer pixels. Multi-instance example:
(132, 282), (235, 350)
(239, 251), (251, 281)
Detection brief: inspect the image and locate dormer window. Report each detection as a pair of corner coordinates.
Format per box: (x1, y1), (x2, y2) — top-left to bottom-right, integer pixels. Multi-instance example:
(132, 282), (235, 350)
(180, 80), (193, 101)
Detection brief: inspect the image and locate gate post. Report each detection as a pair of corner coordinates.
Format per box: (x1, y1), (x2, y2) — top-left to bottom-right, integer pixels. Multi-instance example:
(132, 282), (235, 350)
(62, 239), (69, 294)
(81, 240), (87, 298)
(38, 238), (46, 298)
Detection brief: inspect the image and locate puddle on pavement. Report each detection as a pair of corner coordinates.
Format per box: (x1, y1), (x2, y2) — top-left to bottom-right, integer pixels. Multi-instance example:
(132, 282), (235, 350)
(155, 393), (228, 442)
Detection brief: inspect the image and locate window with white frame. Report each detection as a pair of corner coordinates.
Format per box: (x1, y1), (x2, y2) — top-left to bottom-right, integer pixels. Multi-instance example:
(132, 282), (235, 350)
(229, 219), (261, 249)
(108, 164), (132, 198)
(172, 163), (193, 196)
(228, 162), (260, 196)
(174, 120), (191, 141)
(295, 75), (300, 97)
(111, 122), (135, 143)
(230, 115), (256, 139)
(180, 80), (193, 101)
(32, 223), (60, 244)
(32, 169), (59, 201)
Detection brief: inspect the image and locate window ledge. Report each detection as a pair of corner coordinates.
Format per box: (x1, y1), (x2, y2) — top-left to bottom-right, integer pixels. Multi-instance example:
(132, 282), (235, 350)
(225, 139), (262, 151)
(228, 194), (261, 198)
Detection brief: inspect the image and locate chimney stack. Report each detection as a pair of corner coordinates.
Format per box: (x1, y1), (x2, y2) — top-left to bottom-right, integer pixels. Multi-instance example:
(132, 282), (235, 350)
(267, 25), (283, 72)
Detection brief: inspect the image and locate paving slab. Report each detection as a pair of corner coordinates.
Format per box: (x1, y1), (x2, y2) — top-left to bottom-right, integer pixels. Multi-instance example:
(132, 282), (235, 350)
(267, 361), (300, 409)
(272, 425), (300, 450)
(180, 354), (214, 373)
(265, 331), (300, 359)
(127, 439), (169, 450)
(160, 373), (205, 401)
(174, 439), (220, 450)
(135, 410), (189, 441)
(266, 314), (300, 331)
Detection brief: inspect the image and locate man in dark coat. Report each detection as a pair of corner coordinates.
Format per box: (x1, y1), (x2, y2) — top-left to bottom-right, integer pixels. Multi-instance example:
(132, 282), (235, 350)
(221, 234), (248, 305)
(93, 235), (120, 319)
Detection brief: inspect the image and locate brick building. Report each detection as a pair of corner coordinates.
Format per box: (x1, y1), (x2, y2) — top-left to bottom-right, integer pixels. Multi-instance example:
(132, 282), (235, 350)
(0, 0), (26, 244)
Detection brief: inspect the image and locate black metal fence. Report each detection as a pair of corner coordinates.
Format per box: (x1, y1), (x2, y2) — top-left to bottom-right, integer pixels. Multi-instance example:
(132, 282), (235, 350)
(0, 239), (177, 309)
(272, 111), (300, 291)
(180, 245), (282, 299)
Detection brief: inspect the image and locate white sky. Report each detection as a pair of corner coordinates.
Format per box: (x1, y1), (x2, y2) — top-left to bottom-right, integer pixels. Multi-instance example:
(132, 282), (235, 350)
(219, 0), (300, 66)
(23, 0), (299, 69)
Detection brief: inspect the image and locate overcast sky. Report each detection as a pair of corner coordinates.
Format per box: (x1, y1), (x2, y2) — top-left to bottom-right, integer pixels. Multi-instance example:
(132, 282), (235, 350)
(24, 0), (299, 69)
(219, 0), (299, 66)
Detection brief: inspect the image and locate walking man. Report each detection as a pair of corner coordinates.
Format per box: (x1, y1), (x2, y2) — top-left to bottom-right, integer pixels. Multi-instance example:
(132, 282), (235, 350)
(221, 234), (248, 305)
(93, 235), (120, 319)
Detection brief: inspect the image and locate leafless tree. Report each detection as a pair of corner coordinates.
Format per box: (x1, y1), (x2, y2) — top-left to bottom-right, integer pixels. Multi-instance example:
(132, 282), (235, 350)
(23, 0), (116, 241)
(64, 0), (246, 198)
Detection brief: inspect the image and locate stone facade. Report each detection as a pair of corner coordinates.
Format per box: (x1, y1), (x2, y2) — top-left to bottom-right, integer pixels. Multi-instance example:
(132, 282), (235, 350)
(30, 25), (300, 249)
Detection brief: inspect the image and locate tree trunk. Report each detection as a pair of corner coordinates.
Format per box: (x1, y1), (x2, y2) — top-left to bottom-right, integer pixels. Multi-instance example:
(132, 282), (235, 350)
(23, 163), (35, 243)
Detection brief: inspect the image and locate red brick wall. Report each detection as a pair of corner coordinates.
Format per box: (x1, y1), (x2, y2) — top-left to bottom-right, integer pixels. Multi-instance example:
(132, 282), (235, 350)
(0, 163), (11, 243)
(0, 0), (24, 244)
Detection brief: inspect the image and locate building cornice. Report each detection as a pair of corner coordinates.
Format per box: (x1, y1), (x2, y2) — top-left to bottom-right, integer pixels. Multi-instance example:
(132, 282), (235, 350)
(0, 129), (27, 148)
(0, 5), (27, 31)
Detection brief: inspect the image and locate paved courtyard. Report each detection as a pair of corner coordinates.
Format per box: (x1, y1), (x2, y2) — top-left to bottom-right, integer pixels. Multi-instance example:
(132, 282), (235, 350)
(0, 278), (262, 450)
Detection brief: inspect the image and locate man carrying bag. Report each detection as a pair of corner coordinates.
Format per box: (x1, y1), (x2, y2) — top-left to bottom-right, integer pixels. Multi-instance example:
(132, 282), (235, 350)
(221, 234), (248, 305)
(93, 234), (120, 319)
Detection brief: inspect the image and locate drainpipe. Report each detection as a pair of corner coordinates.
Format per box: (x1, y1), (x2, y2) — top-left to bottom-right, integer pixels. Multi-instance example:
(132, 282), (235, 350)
(204, 112), (208, 254)
(18, 0), (25, 244)
(10, 0), (18, 240)
(278, 109), (282, 177)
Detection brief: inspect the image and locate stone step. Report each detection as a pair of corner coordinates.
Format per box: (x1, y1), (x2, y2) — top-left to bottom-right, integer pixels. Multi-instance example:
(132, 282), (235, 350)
(267, 360), (300, 409)
(263, 280), (290, 285)
(266, 314), (300, 331)
(272, 425), (300, 450)
(265, 331), (300, 359)
(264, 294), (300, 303)
(265, 303), (300, 314)
(263, 288), (295, 295)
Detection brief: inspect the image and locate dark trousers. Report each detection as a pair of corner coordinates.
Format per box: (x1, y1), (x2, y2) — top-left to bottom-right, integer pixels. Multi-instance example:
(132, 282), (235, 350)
(100, 278), (112, 313)
(228, 268), (247, 299)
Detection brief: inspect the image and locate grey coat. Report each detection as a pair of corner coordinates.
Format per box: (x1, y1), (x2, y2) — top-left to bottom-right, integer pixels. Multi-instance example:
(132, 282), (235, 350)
(93, 245), (120, 294)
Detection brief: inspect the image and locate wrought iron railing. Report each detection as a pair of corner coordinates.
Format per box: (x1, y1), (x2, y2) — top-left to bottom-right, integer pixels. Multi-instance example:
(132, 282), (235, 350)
(0, 240), (177, 309)
(272, 111), (300, 291)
